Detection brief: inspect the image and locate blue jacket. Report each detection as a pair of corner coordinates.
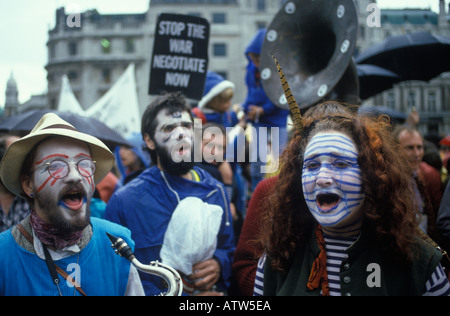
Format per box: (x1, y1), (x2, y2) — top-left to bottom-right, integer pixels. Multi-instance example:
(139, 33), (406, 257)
(114, 132), (151, 184)
(203, 110), (239, 128)
(242, 29), (289, 128)
(0, 217), (133, 296)
(105, 166), (235, 296)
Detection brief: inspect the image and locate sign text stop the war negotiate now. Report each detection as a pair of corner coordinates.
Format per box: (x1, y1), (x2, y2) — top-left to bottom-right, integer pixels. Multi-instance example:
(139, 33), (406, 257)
(149, 13), (210, 101)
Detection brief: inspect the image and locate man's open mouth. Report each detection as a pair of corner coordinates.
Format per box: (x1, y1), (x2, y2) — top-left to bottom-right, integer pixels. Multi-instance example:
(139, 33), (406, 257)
(316, 193), (341, 212)
(61, 190), (85, 210)
(177, 142), (191, 156)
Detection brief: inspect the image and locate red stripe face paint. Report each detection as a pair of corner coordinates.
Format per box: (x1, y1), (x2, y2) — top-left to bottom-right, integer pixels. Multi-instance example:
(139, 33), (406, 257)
(30, 137), (95, 227)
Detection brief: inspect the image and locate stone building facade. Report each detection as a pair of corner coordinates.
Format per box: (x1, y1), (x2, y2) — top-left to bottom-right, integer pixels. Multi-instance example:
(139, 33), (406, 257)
(42, 0), (450, 134)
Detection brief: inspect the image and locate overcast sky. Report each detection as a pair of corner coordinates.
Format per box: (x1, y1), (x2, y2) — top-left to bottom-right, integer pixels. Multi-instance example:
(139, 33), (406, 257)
(0, 0), (448, 106)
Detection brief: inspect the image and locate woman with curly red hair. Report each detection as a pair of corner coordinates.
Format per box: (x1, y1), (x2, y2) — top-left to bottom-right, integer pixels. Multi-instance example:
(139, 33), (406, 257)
(256, 111), (450, 296)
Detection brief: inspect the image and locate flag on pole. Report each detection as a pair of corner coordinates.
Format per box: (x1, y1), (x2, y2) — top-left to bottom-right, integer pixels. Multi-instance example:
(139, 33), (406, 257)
(86, 64), (141, 138)
(57, 75), (85, 115)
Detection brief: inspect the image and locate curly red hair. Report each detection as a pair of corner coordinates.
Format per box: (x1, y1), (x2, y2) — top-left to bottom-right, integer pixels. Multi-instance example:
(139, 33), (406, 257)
(259, 109), (420, 272)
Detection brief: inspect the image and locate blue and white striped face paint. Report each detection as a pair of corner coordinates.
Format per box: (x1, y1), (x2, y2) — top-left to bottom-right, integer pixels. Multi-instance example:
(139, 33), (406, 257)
(302, 132), (364, 231)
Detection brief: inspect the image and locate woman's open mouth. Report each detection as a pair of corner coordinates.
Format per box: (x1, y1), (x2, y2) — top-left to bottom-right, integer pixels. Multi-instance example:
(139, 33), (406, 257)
(316, 193), (341, 212)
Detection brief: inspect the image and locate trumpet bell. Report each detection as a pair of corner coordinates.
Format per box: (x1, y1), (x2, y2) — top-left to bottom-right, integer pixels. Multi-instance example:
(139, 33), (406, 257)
(260, 0), (359, 110)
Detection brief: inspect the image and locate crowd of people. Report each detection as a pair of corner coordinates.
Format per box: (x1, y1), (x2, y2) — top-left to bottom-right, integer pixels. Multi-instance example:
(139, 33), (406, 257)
(0, 29), (450, 296)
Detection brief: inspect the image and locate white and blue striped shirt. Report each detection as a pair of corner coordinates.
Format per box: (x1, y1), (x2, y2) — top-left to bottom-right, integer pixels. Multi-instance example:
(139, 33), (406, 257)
(324, 235), (357, 296)
(254, 236), (450, 296)
(253, 253), (266, 296)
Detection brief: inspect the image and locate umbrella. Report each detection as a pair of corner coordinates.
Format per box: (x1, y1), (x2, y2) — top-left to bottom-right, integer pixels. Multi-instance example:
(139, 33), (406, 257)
(440, 135), (450, 147)
(358, 104), (407, 125)
(357, 64), (401, 100)
(0, 109), (130, 148)
(355, 31), (450, 82)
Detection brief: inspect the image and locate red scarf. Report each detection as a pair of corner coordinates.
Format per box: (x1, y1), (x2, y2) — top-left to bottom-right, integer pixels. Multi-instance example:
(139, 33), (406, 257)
(30, 210), (83, 250)
(306, 225), (330, 296)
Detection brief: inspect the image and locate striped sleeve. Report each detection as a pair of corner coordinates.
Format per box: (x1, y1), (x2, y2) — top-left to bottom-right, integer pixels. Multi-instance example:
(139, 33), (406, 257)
(324, 236), (356, 296)
(423, 264), (450, 296)
(253, 253), (266, 296)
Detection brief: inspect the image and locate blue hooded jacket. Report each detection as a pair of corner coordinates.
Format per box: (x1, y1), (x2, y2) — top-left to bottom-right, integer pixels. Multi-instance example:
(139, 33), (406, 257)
(114, 132), (151, 184)
(242, 29), (289, 127)
(105, 166), (235, 296)
(193, 71), (239, 128)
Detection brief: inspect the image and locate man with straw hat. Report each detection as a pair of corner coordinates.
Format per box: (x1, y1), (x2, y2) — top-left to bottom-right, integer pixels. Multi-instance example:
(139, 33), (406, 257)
(0, 113), (144, 296)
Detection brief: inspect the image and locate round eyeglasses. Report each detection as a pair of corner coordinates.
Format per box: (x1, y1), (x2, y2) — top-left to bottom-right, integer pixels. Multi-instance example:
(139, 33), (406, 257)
(44, 159), (96, 179)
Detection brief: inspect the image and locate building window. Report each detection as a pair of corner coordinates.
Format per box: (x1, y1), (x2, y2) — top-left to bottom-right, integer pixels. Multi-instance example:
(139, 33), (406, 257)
(49, 44), (56, 59)
(48, 73), (56, 84)
(68, 41), (77, 56)
(212, 13), (226, 24)
(50, 98), (57, 110)
(257, 0), (266, 11)
(102, 68), (111, 84)
(386, 92), (395, 109)
(126, 38), (135, 53)
(213, 43), (227, 57)
(187, 12), (202, 18)
(68, 70), (78, 81)
(428, 91), (437, 112)
(407, 91), (416, 109)
(256, 22), (266, 29)
(101, 38), (111, 54)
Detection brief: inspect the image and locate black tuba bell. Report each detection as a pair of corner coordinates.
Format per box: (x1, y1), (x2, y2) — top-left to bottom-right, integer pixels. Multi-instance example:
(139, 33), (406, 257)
(260, 0), (360, 110)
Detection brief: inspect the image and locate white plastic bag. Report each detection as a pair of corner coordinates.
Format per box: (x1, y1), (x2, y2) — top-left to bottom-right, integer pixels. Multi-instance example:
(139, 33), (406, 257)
(160, 196), (223, 276)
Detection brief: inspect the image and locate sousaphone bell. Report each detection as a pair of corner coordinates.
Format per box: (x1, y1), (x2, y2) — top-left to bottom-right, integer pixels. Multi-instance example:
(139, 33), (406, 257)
(260, 0), (360, 111)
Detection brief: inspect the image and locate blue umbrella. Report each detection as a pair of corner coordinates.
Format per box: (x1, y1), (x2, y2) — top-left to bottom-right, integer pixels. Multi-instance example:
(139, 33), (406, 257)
(356, 31), (450, 82)
(357, 64), (401, 99)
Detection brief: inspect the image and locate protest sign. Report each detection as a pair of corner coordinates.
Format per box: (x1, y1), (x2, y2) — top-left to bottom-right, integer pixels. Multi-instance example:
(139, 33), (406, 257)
(148, 13), (210, 100)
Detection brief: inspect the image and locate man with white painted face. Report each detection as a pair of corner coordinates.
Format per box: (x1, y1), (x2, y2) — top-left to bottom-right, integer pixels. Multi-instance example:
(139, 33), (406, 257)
(105, 92), (235, 296)
(257, 113), (450, 296)
(0, 113), (144, 296)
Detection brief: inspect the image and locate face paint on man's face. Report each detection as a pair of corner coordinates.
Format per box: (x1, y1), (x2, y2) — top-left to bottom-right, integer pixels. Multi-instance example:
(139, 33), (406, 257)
(302, 131), (364, 233)
(153, 110), (194, 164)
(32, 137), (93, 231)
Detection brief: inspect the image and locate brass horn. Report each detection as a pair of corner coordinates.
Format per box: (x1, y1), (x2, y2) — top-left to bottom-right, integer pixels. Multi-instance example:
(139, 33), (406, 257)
(107, 233), (182, 296)
(260, 0), (360, 111)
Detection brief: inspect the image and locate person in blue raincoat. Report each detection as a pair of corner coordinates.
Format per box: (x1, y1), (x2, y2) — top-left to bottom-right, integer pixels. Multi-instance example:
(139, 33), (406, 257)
(115, 132), (151, 185)
(193, 71), (239, 128)
(242, 28), (290, 190)
(105, 92), (235, 296)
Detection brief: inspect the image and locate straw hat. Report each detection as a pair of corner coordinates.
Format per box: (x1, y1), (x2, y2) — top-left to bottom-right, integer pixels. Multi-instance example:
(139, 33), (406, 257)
(0, 113), (115, 196)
